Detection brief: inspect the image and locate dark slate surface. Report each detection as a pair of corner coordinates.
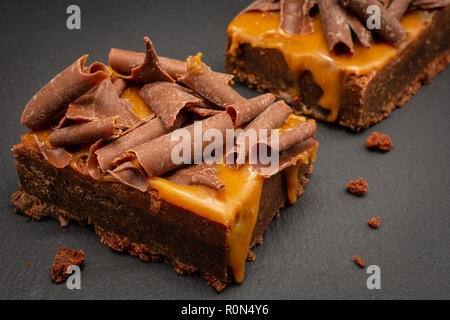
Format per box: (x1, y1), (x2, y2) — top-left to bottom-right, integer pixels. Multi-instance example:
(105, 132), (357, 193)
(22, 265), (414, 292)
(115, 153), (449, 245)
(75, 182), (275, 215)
(0, 0), (449, 299)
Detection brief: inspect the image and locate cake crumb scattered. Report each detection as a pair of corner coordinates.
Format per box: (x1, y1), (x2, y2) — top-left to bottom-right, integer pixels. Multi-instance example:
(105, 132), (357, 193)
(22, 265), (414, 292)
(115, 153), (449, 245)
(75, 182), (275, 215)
(366, 132), (394, 151)
(368, 217), (381, 229)
(255, 235), (264, 246)
(51, 246), (85, 283)
(247, 250), (256, 261)
(346, 178), (368, 196)
(354, 255), (366, 268)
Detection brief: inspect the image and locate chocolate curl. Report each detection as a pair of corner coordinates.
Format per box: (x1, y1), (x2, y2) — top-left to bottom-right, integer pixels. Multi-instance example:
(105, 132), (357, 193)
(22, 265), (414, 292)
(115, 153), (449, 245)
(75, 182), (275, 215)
(66, 77), (140, 129)
(165, 163), (225, 190)
(108, 48), (231, 80)
(21, 55), (110, 131)
(95, 116), (171, 172)
(159, 56), (188, 78)
(34, 135), (72, 169)
(87, 139), (105, 180)
(108, 161), (148, 192)
(252, 138), (318, 177)
(244, 100), (293, 133)
(240, 0), (281, 14)
(49, 117), (121, 148)
(379, 0), (392, 7)
(251, 121), (316, 160)
(109, 37), (173, 83)
(409, 0), (449, 10)
(250, 121), (317, 177)
(112, 78), (128, 96)
(345, 9), (373, 47)
(139, 82), (206, 129)
(178, 54), (245, 108)
(186, 106), (223, 117)
(318, 0), (354, 56)
(226, 100), (292, 167)
(280, 0), (316, 35)
(340, 0), (406, 45)
(388, 0), (413, 19)
(226, 93), (276, 127)
(275, 120), (317, 151)
(124, 112), (233, 178)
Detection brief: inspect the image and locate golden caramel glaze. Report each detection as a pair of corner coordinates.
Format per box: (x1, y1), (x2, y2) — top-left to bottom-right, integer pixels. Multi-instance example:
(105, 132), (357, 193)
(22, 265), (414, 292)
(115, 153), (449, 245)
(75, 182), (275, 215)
(120, 85), (153, 119)
(227, 10), (433, 122)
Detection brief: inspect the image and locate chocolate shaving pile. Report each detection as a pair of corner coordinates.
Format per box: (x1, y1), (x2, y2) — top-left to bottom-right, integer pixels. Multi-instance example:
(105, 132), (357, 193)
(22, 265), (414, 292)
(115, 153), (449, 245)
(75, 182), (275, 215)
(21, 36), (318, 192)
(242, 0), (448, 56)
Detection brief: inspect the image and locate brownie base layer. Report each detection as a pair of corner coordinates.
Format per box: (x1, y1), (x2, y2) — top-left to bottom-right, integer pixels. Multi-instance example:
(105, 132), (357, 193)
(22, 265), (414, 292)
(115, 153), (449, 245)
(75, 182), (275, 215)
(225, 6), (450, 131)
(11, 142), (312, 291)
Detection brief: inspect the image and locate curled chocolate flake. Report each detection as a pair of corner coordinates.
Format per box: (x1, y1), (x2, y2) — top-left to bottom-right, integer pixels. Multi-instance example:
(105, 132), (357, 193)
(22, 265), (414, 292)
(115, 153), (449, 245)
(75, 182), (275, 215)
(165, 163), (225, 190)
(66, 77), (140, 129)
(49, 117), (121, 148)
(108, 161), (148, 192)
(70, 152), (90, 176)
(186, 106), (223, 117)
(178, 54), (245, 108)
(109, 37), (173, 83)
(112, 78), (128, 96)
(123, 112), (233, 178)
(319, 0), (355, 56)
(95, 116), (171, 173)
(226, 100), (292, 167)
(379, 0), (392, 7)
(252, 138), (318, 177)
(388, 0), (413, 19)
(243, 101), (293, 137)
(159, 56), (189, 78)
(139, 82), (206, 129)
(249, 120), (316, 169)
(21, 55), (110, 131)
(240, 0), (281, 14)
(273, 120), (317, 151)
(34, 135), (72, 169)
(248, 120), (316, 175)
(87, 139), (105, 180)
(226, 93), (276, 127)
(408, 0), (449, 10)
(340, 0), (406, 45)
(280, 0), (317, 35)
(344, 8), (373, 47)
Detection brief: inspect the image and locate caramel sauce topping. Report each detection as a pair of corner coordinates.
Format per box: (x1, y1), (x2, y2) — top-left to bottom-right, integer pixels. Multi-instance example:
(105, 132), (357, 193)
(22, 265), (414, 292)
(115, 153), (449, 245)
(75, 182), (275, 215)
(227, 10), (432, 122)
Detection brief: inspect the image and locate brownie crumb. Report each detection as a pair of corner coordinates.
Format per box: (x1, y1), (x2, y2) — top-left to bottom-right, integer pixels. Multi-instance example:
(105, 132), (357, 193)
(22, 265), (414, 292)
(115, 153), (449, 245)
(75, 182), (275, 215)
(247, 250), (256, 261)
(354, 255), (366, 268)
(366, 132), (394, 151)
(51, 246), (85, 283)
(368, 217), (381, 229)
(255, 235), (264, 246)
(346, 178), (368, 196)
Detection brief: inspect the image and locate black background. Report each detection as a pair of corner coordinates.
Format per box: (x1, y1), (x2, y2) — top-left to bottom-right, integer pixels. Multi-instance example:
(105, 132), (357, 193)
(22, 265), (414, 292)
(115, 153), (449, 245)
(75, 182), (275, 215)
(0, 0), (449, 299)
